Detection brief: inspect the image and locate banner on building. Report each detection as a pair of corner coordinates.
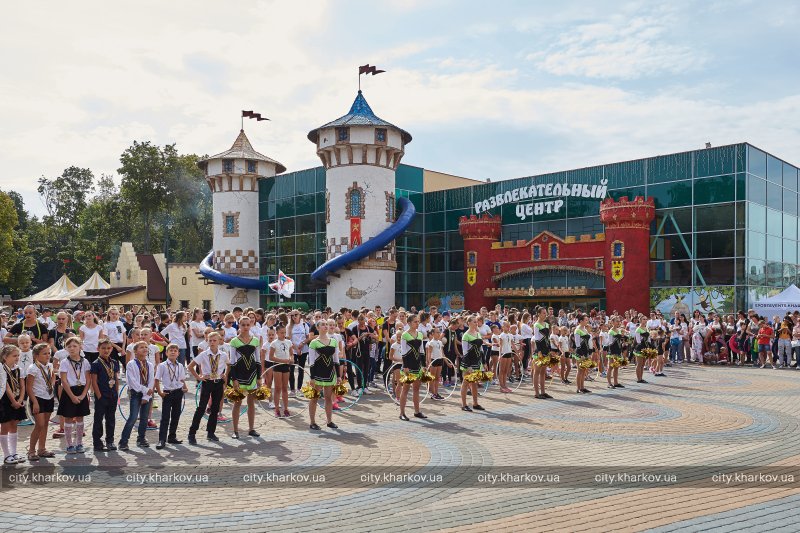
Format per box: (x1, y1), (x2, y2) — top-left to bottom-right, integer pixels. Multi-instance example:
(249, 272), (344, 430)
(350, 218), (362, 247)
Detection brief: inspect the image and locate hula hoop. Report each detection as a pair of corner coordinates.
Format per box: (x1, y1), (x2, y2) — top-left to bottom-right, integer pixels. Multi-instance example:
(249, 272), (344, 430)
(336, 358), (364, 412)
(193, 381), (247, 422)
(495, 354), (524, 392)
(257, 363), (310, 420)
(383, 362), (429, 406)
(426, 357), (457, 401)
(117, 383), (186, 423)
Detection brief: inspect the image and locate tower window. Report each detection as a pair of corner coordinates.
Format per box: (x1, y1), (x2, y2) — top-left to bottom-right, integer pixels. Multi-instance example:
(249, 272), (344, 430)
(247, 160), (256, 173)
(467, 251), (477, 267)
(222, 159), (234, 173)
(612, 240), (624, 258)
(181, 277), (188, 286)
(345, 182), (365, 219)
(336, 127), (350, 143)
(223, 212), (240, 237)
(375, 128), (387, 144)
(550, 243), (558, 259)
(532, 244), (541, 261)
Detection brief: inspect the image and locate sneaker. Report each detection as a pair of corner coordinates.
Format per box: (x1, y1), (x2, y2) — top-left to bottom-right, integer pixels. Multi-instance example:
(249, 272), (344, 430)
(283, 410), (290, 417)
(14, 454), (26, 463)
(327, 422), (338, 429)
(75, 445), (85, 454)
(275, 408), (282, 418)
(248, 430), (260, 437)
(462, 405), (472, 412)
(332, 403), (341, 411)
(772, 365), (777, 369)
(232, 432), (239, 439)
(118, 443), (129, 451)
(217, 414), (229, 422)
(351, 389), (360, 397)
(600, 371), (607, 377)
(106, 443), (117, 451)
(137, 440), (150, 448)
(267, 401), (275, 409)
(362, 388), (370, 395)
(66, 446), (77, 454)
(147, 420), (158, 429)
(759, 364), (766, 369)
(52, 430), (64, 439)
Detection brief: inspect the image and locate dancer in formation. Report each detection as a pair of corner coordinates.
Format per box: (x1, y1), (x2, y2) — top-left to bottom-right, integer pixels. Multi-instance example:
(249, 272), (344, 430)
(398, 314), (427, 421)
(228, 317), (261, 439)
(460, 316), (486, 412)
(307, 320), (340, 430)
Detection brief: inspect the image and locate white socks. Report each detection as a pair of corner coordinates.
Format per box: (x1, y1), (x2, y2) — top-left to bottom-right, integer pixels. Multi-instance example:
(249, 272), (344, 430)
(0, 434), (8, 458)
(9, 433), (17, 457)
(75, 422), (84, 446)
(65, 423), (75, 447)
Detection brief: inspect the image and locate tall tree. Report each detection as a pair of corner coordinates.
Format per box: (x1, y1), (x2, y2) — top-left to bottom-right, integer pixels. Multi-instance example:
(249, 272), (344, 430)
(167, 154), (212, 262)
(0, 192), (34, 297)
(118, 141), (179, 253)
(74, 175), (128, 280)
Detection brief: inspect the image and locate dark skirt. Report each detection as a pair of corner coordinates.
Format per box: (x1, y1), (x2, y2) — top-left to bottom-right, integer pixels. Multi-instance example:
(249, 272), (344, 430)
(0, 395), (27, 422)
(30, 396), (55, 414)
(57, 385), (90, 418)
(273, 363), (291, 373)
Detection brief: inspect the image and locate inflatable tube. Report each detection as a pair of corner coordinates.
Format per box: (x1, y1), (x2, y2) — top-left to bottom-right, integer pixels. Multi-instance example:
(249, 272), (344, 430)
(311, 196), (416, 283)
(199, 252), (267, 290)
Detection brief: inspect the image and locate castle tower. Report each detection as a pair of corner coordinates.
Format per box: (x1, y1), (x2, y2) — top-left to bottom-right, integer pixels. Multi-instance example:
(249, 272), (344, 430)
(599, 196), (655, 314)
(198, 130), (285, 310)
(308, 91), (411, 310)
(459, 213), (502, 311)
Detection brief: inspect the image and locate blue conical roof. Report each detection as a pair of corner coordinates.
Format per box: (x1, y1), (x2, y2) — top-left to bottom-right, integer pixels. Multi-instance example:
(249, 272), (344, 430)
(307, 91), (412, 144)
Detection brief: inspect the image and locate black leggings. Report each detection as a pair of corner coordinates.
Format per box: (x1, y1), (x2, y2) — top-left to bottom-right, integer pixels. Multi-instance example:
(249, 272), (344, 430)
(347, 350), (369, 390)
(522, 339), (531, 370)
(443, 352), (457, 381)
(289, 352), (307, 390)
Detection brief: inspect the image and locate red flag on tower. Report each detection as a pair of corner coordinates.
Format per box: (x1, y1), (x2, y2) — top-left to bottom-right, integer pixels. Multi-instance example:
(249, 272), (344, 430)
(242, 110), (269, 121)
(359, 64), (385, 75)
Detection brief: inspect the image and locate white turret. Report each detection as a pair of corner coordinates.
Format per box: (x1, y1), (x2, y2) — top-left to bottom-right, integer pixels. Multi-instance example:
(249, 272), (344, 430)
(198, 130), (285, 310)
(308, 91), (412, 309)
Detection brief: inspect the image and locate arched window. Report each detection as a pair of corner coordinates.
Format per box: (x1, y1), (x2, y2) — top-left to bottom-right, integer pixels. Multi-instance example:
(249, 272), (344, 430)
(611, 240), (624, 258)
(350, 189), (362, 217)
(346, 182), (365, 219)
(550, 243), (558, 259)
(532, 244), (541, 261)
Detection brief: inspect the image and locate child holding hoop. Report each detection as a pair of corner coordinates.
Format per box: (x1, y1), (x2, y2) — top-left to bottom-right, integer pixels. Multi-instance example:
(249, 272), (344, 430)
(308, 321), (340, 430)
(269, 324), (293, 418)
(398, 314), (427, 421)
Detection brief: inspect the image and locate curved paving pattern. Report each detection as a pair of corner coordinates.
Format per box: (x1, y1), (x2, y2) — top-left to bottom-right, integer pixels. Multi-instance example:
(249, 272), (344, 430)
(1, 365), (799, 532)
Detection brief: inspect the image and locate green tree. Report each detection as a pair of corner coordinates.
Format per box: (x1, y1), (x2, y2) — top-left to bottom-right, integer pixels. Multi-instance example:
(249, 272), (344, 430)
(73, 175), (127, 280)
(167, 154), (212, 262)
(0, 192), (19, 282)
(118, 141), (179, 253)
(6, 230), (35, 298)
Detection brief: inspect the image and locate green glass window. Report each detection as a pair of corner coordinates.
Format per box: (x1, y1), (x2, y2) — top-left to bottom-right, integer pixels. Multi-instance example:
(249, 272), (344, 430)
(296, 171), (316, 195)
(766, 261), (784, 287)
(767, 235), (782, 262)
(748, 146), (767, 178)
(274, 174), (295, 199)
(735, 173), (746, 201)
(425, 190), (445, 212)
(278, 255), (294, 273)
(446, 272), (463, 292)
(650, 235), (691, 260)
(446, 187), (473, 210)
(783, 163), (798, 191)
(784, 214), (797, 240)
(296, 254), (316, 273)
(425, 212), (445, 232)
(650, 260), (692, 287)
(609, 187), (646, 202)
(648, 181), (692, 208)
(647, 152), (692, 183)
(654, 207), (692, 235)
(745, 259), (766, 285)
(296, 194), (316, 216)
(694, 230), (737, 258)
(748, 175), (767, 206)
(767, 208), (782, 236)
(696, 146), (735, 177)
(735, 202), (746, 230)
(425, 253), (445, 272)
(766, 184), (782, 211)
(785, 192), (798, 216)
(260, 238), (275, 255)
(425, 232), (446, 251)
(604, 160), (645, 189)
(445, 209), (471, 231)
(696, 260), (735, 285)
(276, 197), (294, 218)
(295, 234), (315, 255)
(694, 203), (735, 231)
(694, 174), (735, 204)
(315, 167), (326, 191)
(425, 273), (445, 293)
(276, 217), (295, 236)
(448, 251), (464, 271)
(395, 165), (424, 192)
(408, 192), (424, 213)
(566, 216), (602, 236)
(747, 231), (766, 259)
(260, 179), (275, 202)
(447, 231), (463, 250)
(767, 155), (783, 185)
(567, 197), (600, 218)
(748, 204), (766, 233)
(783, 240), (797, 267)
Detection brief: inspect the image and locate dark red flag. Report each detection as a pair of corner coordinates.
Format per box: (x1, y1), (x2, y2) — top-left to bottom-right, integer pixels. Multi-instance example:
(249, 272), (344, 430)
(242, 110), (269, 121)
(359, 64), (385, 76)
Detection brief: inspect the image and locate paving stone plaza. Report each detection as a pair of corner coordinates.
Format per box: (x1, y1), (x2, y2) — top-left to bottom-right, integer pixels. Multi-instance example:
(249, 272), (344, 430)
(2, 365), (798, 532)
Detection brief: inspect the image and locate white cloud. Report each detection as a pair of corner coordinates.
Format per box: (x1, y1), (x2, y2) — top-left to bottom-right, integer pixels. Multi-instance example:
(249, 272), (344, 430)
(528, 13), (707, 79)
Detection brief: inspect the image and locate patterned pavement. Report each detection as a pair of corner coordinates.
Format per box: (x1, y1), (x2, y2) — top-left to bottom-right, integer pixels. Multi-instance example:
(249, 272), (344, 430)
(1, 364), (799, 532)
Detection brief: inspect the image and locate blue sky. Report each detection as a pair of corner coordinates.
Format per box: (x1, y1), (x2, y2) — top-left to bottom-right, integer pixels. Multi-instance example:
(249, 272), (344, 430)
(2, 0), (799, 216)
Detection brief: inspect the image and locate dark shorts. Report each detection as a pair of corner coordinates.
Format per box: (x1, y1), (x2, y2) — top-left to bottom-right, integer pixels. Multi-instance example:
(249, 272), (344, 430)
(501, 352), (514, 359)
(273, 363), (291, 373)
(31, 396), (55, 414)
(263, 360), (275, 370)
(430, 359), (443, 368)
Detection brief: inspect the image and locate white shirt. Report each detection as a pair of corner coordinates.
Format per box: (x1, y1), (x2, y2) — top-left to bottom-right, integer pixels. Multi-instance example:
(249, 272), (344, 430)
(490, 333), (501, 352)
(290, 323), (310, 353)
(559, 335), (570, 353)
(479, 324), (492, 339)
(189, 321), (206, 348)
(427, 339), (444, 360)
(223, 326), (237, 342)
(270, 338), (293, 364)
(127, 343), (159, 365)
(80, 324), (103, 352)
(389, 341), (402, 362)
(103, 320), (126, 344)
(549, 333), (560, 351)
(162, 322), (188, 349)
(520, 323), (533, 339)
(193, 349), (230, 378)
(27, 362), (54, 400)
(126, 359), (155, 401)
(60, 356), (91, 387)
(18, 350), (33, 378)
(155, 360), (186, 391)
(500, 332), (514, 354)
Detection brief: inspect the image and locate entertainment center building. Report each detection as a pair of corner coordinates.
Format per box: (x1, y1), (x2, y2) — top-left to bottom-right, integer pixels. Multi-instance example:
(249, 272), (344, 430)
(257, 136), (799, 314)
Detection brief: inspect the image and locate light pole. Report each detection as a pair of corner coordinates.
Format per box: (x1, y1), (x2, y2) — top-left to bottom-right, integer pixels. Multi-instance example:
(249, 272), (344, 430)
(163, 215), (173, 309)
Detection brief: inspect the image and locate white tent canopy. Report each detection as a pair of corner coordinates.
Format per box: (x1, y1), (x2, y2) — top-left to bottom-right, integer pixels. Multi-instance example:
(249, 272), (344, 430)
(66, 271), (110, 299)
(752, 284), (800, 318)
(23, 274), (78, 302)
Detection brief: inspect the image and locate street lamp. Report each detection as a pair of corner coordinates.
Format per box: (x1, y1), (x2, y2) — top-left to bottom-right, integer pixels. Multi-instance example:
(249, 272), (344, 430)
(163, 215), (174, 309)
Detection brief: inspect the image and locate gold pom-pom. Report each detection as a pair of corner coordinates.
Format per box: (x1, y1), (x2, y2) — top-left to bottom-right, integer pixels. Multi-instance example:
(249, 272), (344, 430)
(619, 357), (629, 367)
(419, 371), (435, 383)
(608, 358), (620, 368)
(549, 352), (562, 366)
(301, 384), (321, 399)
(224, 387), (246, 402)
(578, 358), (597, 369)
(478, 371), (494, 383)
(464, 370), (481, 383)
(252, 385), (272, 401)
(333, 382), (348, 396)
(399, 371), (420, 384)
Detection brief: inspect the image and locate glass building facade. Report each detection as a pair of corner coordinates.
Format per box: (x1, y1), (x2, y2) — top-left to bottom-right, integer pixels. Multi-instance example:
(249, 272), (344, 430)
(258, 143), (800, 314)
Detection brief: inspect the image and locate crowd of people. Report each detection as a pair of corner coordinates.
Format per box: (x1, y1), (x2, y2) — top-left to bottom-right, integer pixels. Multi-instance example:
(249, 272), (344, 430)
(0, 301), (798, 465)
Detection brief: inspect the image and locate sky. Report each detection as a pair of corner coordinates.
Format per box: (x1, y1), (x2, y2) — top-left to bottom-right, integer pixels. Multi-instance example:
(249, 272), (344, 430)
(2, 0), (799, 217)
